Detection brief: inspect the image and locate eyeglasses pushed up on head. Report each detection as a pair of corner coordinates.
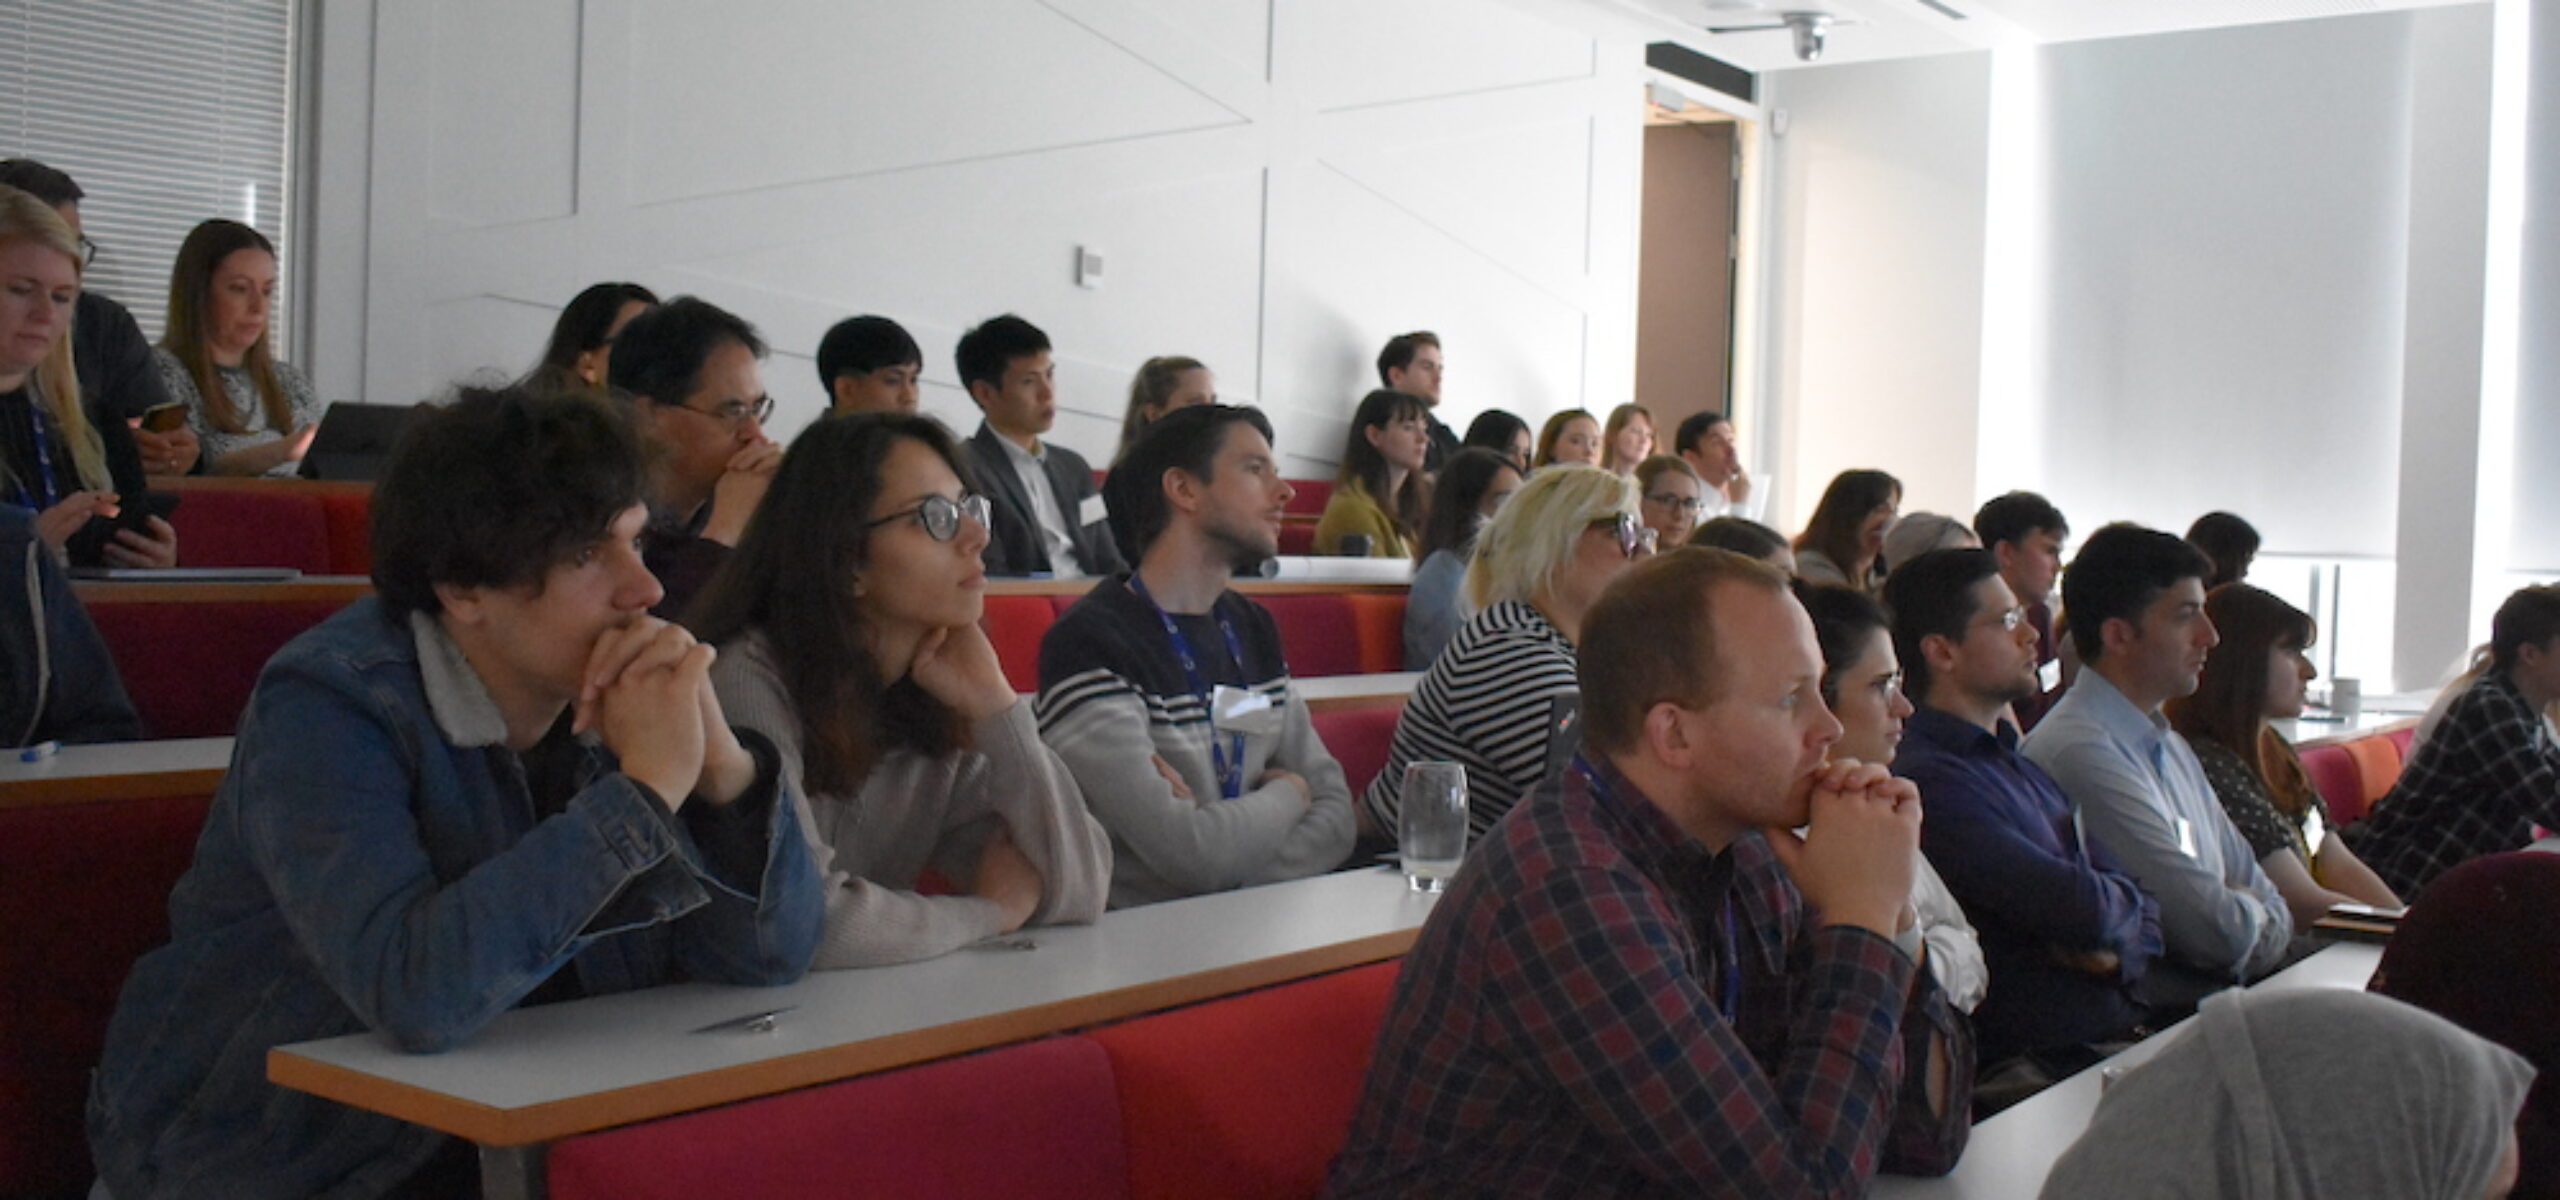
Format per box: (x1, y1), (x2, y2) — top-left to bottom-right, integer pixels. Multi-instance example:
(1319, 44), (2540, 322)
(865, 493), (991, 542)
(1592, 512), (1659, 560)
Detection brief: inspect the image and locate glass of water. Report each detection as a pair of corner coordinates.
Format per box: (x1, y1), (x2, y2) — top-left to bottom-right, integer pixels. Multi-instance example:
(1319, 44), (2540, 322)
(1399, 761), (1469, 892)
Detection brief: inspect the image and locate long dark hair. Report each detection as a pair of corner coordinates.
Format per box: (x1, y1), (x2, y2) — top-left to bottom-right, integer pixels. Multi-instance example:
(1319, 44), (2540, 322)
(1337, 388), (1430, 541)
(1462, 409), (1531, 469)
(162, 219), (288, 435)
(532, 282), (658, 391)
(1793, 580), (1888, 707)
(1795, 468), (1900, 580)
(686, 413), (970, 793)
(2167, 583), (2320, 820)
(1415, 448), (1517, 563)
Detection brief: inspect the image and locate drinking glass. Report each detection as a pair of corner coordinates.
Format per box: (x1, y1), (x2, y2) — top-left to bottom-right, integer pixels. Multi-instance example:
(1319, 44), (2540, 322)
(1398, 761), (1469, 892)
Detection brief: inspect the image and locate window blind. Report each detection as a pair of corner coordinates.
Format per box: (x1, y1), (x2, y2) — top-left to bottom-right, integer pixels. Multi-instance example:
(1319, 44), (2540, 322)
(1, 0), (297, 354)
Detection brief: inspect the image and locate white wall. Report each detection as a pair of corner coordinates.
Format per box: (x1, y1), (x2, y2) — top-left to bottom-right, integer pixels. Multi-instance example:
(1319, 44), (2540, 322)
(304, 0), (1646, 477)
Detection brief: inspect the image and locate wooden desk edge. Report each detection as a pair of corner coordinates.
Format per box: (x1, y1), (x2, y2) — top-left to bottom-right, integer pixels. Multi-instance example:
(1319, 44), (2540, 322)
(0, 766), (225, 809)
(269, 926), (1419, 1147)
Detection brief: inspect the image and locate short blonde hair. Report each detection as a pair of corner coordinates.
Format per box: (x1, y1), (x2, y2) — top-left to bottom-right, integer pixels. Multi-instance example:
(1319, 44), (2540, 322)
(1467, 463), (1636, 610)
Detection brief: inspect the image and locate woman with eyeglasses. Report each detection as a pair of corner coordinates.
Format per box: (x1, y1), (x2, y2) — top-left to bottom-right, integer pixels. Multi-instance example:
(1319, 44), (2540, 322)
(155, 219), (322, 476)
(1795, 579), (1988, 1015)
(2166, 583), (2401, 927)
(1633, 454), (1705, 547)
(690, 413), (1112, 967)
(1360, 465), (1652, 842)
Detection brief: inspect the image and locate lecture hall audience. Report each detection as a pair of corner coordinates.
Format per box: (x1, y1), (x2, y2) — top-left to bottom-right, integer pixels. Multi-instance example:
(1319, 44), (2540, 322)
(1362, 464), (1646, 842)
(2166, 582), (2402, 927)
(2, 504), (140, 746)
(1973, 490), (2070, 728)
(1035, 404), (1355, 907)
(1689, 513), (1796, 572)
(1793, 467), (1899, 594)
(1633, 453), (1705, 547)
(692, 412), (1111, 967)
(815, 314), (924, 416)
(1401, 446), (1521, 669)
(2186, 509), (2261, 590)
(1461, 407), (1533, 472)
(156, 218), (322, 477)
(1532, 406), (1600, 468)
(1598, 402), (1652, 475)
(1673, 409), (1754, 519)
(1114, 354), (1213, 461)
(1315, 388), (1431, 558)
(1375, 330), (1459, 469)
(528, 281), (657, 397)
(956, 314), (1123, 578)
(606, 295), (780, 617)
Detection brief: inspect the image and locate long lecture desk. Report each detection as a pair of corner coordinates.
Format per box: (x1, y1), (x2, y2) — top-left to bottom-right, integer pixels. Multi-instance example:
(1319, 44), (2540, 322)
(75, 573), (1408, 604)
(270, 867), (1439, 1197)
(1873, 941), (2383, 1199)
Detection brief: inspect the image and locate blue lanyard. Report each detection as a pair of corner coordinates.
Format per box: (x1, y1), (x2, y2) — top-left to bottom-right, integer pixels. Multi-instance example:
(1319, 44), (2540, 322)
(1128, 574), (1251, 800)
(1573, 752), (1743, 1019)
(7, 395), (60, 511)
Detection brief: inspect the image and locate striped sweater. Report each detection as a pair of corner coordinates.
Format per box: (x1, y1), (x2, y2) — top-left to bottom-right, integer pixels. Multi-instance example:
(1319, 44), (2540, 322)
(1036, 575), (1356, 907)
(1361, 600), (1580, 842)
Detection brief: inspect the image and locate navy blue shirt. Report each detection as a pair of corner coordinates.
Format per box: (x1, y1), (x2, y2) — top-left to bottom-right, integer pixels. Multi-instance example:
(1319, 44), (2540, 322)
(1894, 705), (2161, 1062)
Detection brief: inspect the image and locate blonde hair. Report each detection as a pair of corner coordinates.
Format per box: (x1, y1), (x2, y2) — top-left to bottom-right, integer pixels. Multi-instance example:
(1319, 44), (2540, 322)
(0, 186), (107, 492)
(1467, 463), (1636, 610)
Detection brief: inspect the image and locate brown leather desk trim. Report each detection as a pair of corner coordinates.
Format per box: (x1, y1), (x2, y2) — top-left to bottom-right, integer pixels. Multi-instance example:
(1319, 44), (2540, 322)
(0, 765), (224, 809)
(73, 579), (374, 604)
(268, 927), (1418, 1147)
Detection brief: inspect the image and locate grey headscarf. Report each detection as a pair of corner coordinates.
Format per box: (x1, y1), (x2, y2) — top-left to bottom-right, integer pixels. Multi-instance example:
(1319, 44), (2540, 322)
(2041, 988), (2534, 1200)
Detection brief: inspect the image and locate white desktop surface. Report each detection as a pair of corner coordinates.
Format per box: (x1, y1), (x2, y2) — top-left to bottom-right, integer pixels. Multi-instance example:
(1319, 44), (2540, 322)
(1874, 942), (2382, 1199)
(0, 736), (233, 806)
(1294, 671), (1422, 706)
(270, 866), (1438, 1145)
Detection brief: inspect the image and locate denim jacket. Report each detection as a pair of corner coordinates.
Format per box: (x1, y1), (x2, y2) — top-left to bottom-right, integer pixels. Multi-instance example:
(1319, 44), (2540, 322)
(87, 597), (823, 1199)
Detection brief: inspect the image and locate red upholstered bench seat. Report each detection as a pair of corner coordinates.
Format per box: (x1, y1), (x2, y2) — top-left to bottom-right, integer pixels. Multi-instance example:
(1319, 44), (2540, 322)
(166, 488), (335, 573)
(1312, 701), (1402, 799)
(86, 598), (357, 738)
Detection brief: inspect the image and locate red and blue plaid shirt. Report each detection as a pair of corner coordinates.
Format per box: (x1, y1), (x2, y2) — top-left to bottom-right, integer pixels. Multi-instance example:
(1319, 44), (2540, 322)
(1326, 753), (1972, 1198)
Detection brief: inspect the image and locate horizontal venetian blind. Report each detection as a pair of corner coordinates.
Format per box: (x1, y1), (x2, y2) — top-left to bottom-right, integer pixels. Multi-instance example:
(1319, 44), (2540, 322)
(0, 0), (296, 354)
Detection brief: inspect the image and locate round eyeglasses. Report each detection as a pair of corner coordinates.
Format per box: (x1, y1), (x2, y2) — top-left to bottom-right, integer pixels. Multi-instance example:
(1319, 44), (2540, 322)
(865, 493), (991, 542)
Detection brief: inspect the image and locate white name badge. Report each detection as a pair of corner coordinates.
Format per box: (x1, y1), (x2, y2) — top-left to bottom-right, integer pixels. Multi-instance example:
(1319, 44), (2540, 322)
(2038, 658), (2063, 693)
(1080, 492), (1110, 528)
(2173, 815), (2200, 861)
(1211, 685), (1282, 737)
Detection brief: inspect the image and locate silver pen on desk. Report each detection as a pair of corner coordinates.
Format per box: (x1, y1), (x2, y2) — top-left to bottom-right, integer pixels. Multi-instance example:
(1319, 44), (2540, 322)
(689, 1005), (796, 1035)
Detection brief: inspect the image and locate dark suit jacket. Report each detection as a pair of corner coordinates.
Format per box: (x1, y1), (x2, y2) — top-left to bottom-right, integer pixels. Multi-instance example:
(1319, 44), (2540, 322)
(964, 422), (1126, 577)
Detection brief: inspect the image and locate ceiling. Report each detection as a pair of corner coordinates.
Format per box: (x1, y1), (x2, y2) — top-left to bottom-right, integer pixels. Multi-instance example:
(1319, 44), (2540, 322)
(1588, 0), (2483, 73)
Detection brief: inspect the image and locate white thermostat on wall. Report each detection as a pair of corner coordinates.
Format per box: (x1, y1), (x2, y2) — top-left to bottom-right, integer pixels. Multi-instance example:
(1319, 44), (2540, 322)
(1076, 245), (1105, 290)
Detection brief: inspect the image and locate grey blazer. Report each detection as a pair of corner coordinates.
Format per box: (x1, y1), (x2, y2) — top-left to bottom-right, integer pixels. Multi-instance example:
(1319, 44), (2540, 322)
(964, 422), (1126, 577)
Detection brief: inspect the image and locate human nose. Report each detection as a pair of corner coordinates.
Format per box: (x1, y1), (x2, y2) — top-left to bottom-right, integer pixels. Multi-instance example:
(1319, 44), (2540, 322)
(958, 508), (991, 555)
(737, 412), (765, 442)
(1891, 688), (1914, 718)
(1277, 477), (1295, 506)
(2199, 615), (2220, 649)
(1810, 704), (1844, 755)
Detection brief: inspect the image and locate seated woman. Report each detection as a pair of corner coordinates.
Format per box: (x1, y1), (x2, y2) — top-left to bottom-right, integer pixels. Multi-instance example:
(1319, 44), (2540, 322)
(1598, 403), (1652, 475)
(1689, 514), (1796, 574)
(1881, 511), (1975, 576)
(155, 219), (322, 477)
(2346, 584), (2560, 897)
(1403, 448), (1521, 670)
(1360, 465), (1650, 840)
(1795, 580), (1988, 1015)
(1633, 454), (1704, 548)
(2371, 852), (2560, 1200)
(1793, 467), (1900, 594)
(526, 282), (657, 396)
(1315, 388), (1429, 557)
(1114, 355), (1214, 462)
(1531, 407), (1600, 469)
(0, 186), (175, 568)
(2041, 989), (2530, 1200)
(2166, 584), (2400, 927)
(691, 413), (1112, 968)
(1461, 408), (1532, 472)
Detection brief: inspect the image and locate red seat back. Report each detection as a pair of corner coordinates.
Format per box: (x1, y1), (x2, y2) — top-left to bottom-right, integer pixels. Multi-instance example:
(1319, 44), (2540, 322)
(546, 1036), (1131, 1200)
(2383, 724), (2414, 759)
(2340, 735), (2403, 810)
(318, 491), (374, 575)
(1277, 521), (1318, 557)
(0, 793), (214, 1195)
(982, 594), (1057, 693)
(167, 489), (333, 572)
(1283, 479), (1330, 516)
(1089, 962), (1400, 1200)
(2301, 744), (2365, 824)
(86, 599), (354, 737)
(1314, 700), (1405, 799)
(1258, 595), (1361, 678)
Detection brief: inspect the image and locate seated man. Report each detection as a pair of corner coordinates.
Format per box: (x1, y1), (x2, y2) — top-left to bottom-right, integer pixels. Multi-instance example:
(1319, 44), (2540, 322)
(1884, 548), (2160, 1073)
(1327, 547), (1972, 1198)
(2022, 524), (2293, 1016)
(1036, 405), (1354, 906)
(1972, 491), (2069, 728)
(1375, 330), (1460, 470)
(86, 387), (822, 1198)
(606, 296), (780, 615)
(955, 314), (1123, 577)
(1673, 409), (1756, 520)
(2, 504), (141, 745)
(816, 313), (922, 414)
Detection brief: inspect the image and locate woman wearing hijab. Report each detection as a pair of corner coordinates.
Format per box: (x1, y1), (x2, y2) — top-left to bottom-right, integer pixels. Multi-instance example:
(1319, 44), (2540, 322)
(2372, 851), (2560, 1200)
(2041, 988), (2532, 1199)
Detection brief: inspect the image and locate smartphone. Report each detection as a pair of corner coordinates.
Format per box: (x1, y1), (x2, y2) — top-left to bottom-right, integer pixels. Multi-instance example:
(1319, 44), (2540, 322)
(141, 402), (187, 434)
(113, 491), (179, 535)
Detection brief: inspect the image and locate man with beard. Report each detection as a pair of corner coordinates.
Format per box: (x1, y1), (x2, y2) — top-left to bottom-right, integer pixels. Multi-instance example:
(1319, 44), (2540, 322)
(1884, 548), (2161, 1083)
(1035, 404), (1355, 906)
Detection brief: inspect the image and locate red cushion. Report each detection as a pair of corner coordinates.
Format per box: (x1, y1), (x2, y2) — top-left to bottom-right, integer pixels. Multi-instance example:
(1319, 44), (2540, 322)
(982, 595), (1056, 694)
(2301, 744), (2365, 824)
(318, 491), (373, 575)
(1314, 701), (1404, 799)
(1342, 594), (1408, 675)
(0, 793), (214, 1194)
(546, 1036), (1130, 1200)
(2340, 735), (2402, 809)
(1277, 522), (1318, 557)
(1283, 479), (1330, 516)
(1089, 962), (1401, 1200)
(86, 599), (354, 737)
(2384, 725), (2414, 758)
(167, 489), (334, 572)
(1258, 595), (1361, 678)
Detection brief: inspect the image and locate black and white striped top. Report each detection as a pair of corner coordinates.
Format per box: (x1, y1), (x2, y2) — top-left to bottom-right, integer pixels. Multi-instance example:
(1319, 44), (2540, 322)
(1361, 600), (1580, 842)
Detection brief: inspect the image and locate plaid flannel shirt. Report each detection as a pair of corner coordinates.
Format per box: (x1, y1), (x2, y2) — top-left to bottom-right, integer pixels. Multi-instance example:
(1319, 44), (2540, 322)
(2349, 669), (2560, 895)
(1325, 754), (1972, 1199)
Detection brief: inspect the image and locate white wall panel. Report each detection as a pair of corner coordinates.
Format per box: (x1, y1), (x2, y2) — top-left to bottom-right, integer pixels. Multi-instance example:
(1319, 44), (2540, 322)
(428, 2), (580, 226)
(1285, 0), (1595, 111)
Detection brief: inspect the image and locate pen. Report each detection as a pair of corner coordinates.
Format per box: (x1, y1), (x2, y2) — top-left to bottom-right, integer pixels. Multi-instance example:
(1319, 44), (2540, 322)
(689, 1005), (795, 1035)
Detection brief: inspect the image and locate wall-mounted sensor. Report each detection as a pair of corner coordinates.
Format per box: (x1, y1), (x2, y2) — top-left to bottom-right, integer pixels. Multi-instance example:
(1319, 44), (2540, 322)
(1076, 245), (1105, 290)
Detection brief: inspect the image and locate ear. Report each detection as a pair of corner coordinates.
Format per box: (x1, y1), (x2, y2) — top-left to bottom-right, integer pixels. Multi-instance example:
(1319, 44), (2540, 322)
(2098, 614), (2139, 661)
(1641, 701), (1697, 771)
(1364, 424), (1388, 451)
(434, 581), (488, 628)
(1921, 631), (1963, 679)
(965, 378), (995, 409)
(829, 376), (857, 411)
(1161, 466), (1202, 517)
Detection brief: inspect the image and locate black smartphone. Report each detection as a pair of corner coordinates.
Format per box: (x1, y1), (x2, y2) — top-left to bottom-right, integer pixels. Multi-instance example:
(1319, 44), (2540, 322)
(113, 490), (179, 535)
